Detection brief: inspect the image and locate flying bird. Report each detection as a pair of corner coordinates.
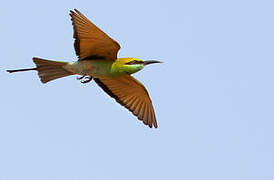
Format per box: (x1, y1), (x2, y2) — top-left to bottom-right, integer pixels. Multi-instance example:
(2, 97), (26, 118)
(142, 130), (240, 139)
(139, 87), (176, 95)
(7, 9), (161, 128)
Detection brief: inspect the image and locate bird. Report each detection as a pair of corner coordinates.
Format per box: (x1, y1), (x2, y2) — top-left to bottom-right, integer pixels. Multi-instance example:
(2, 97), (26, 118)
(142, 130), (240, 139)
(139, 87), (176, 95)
(7, 9), (162, 128)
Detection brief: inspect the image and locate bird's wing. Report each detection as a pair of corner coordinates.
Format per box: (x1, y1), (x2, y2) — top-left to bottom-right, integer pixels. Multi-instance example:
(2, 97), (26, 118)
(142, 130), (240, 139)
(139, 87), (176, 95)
(70, 9), (120, 61)
(94, 75), (158, 128)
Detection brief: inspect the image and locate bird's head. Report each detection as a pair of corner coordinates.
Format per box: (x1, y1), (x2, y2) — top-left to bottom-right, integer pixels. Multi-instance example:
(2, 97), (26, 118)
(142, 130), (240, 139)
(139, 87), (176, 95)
(112, 58), (162, 75)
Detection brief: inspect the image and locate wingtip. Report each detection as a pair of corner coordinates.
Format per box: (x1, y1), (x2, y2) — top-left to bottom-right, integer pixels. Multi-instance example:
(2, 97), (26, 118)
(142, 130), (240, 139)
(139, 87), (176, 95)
(74, 9), (81, 14)
(147, 123), (158, 128)
(69, 9), (82, 17)
(141, 118), (158, 128)
(69, 10), (75, 16)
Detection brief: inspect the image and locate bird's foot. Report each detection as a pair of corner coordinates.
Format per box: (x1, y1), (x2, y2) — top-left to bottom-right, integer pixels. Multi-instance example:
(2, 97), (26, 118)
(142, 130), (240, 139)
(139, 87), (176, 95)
(77, 75), (85, 80)
(80, 76), (92, 84)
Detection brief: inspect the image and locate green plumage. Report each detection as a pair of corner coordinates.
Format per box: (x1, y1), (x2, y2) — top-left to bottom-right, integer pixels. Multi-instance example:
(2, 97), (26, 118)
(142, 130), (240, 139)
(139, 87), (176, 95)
(64, 58), (145, 78)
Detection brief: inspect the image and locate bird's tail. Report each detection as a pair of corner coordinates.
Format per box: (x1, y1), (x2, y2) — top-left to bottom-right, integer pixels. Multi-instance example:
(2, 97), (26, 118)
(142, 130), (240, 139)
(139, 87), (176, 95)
(7, 57), (74, 83)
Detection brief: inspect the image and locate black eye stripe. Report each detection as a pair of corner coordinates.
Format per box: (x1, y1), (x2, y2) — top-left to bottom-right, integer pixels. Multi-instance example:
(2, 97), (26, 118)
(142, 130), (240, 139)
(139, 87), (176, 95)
(126, 60), (143, 65)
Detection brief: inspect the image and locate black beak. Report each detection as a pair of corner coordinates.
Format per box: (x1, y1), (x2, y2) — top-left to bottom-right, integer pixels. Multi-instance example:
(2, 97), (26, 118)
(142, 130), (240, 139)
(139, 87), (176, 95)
(143, 60), (163, 65)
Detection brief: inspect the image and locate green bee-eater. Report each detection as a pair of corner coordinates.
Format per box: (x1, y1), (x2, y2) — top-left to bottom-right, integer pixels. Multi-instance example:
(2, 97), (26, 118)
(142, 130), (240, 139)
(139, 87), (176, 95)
(7, 9), (161, 128)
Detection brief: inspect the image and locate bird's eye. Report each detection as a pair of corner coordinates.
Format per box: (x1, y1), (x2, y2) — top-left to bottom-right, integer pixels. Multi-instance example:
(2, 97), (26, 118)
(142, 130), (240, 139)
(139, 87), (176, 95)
(126, 60), (143, 65)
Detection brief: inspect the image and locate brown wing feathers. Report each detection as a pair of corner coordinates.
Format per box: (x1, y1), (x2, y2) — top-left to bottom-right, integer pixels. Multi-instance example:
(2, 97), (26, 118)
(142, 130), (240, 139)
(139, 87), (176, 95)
(94, 76), (158, 128)
(69, 9), (120, 60)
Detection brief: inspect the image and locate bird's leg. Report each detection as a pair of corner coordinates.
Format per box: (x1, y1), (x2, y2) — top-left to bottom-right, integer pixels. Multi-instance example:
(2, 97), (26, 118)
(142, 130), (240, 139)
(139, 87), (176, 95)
(77, 75), (86, 80)
(81, 76), (93, 84)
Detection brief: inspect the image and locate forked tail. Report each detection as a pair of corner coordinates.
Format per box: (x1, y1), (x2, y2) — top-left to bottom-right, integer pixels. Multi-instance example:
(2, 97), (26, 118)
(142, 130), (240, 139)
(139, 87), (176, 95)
(7, 57), (74, 83)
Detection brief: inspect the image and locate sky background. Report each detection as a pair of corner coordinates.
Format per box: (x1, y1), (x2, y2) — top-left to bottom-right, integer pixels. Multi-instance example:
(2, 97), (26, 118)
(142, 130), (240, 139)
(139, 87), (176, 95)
(1, 0), (274, 179)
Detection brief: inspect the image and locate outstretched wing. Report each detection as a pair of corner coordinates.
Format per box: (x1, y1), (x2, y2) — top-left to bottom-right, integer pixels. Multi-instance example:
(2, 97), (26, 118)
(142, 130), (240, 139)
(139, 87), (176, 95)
(70, 9), (120, 61)
(94, 75), (158, 128)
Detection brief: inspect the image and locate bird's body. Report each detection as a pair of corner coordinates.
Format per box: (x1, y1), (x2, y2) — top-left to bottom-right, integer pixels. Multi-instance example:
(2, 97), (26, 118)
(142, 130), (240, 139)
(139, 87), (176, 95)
(7, 9), (161, 128)
(64, 58), (144, 78)
(66, 59), (114, 77)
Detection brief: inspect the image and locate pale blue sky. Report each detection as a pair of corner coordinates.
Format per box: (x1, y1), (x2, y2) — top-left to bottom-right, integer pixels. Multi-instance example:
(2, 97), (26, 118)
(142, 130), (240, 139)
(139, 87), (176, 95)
(1, 0), (274, 179)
